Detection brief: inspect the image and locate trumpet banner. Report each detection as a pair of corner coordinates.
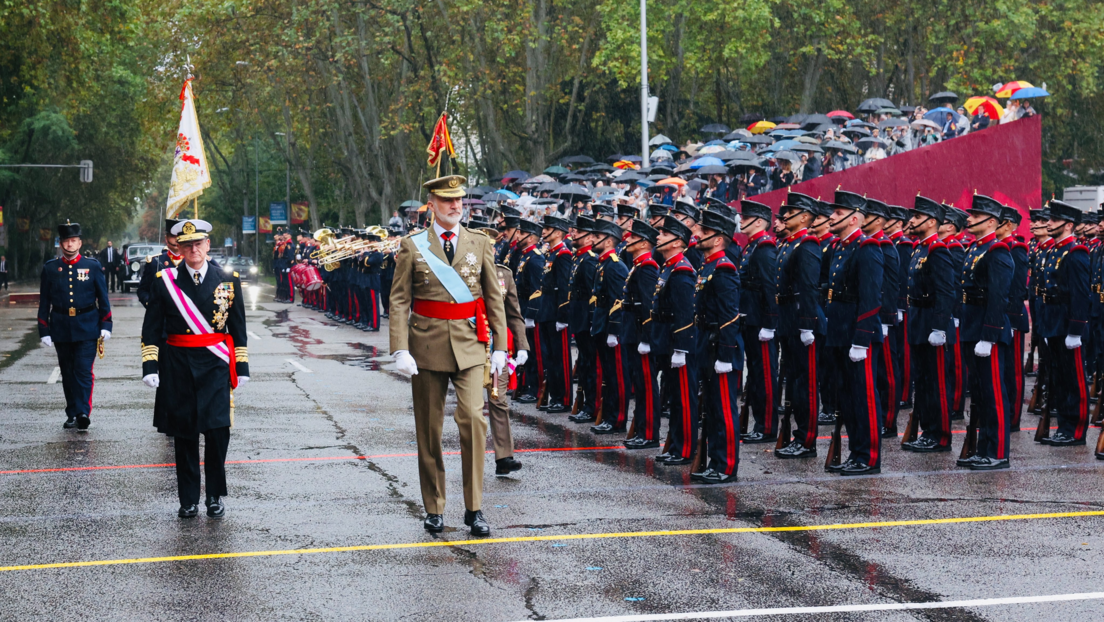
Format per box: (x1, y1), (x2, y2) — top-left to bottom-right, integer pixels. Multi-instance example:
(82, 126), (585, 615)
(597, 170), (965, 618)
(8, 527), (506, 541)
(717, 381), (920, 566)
(166, 79), (212, 218)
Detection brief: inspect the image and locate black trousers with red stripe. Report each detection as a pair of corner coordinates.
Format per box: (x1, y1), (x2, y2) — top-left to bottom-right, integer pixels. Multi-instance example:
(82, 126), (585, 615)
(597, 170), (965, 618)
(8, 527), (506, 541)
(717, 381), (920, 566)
(518, 326), (542, 396)
(575, 333), (598, 415)
(1049, 339), (1090, 440)
(964, 342), (1013, 460)
(1003, 330), (1025, 426)
(913, 343), (953, 446)
(897, 312), (912, 405)
(628, 348), (660, 441)
(742, 327), (778, 436)
(877, 326), (901, 429)
(952, 327), (967, 414)
(660, 357), (699, 459)
(54, 340), (97, 418)
(540, 323), (572, 408)
(780, 336), (818, 448)
(830, 346), (882, 467)
(597, 338), (630, 428)
(701, 368), (741, 475)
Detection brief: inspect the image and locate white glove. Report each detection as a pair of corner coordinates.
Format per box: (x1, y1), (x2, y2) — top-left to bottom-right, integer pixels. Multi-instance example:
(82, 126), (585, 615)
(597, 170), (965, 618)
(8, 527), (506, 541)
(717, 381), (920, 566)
(41, 336), (53, 347)
(514, 350), (529, 366)
(525, 318), (536, 329)
(237, 376), (250, 387)
(848, 345), (868, 362)
(142, 373), (160, 388)
(100, 330), (111, 341)
(671, 350), (687, 368)
(555, 322), (569, 332)
(928, 330), (946, 347)
(1065, 334), (1082, 350)
(490, 350), (508, 376)
(974, 341), (993, 357)
(606, 334), (619, 347)
(394, 350), (419, 376)
(881, 324), (890, 337)
(897, 309), (904, 323)
(758, 328), (775, 342)
(714, 360), (733, 374)
(953, 317), (960, 328)
(638, 342), (651, 354)
(800, 329), (815, 347)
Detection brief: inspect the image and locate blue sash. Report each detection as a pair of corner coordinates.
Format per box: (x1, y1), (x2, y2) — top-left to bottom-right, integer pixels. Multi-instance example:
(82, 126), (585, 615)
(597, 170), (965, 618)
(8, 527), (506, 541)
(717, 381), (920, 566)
(411, 230), (475, 305)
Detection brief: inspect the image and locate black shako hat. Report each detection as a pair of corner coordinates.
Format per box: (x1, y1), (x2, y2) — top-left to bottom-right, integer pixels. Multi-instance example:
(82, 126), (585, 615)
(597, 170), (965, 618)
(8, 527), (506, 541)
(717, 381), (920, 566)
(627, 219), (659, 246)
(1000, 206), (1023, 225)
(913, 196), (945, 224)
(969, 194), (1004, 219)
(58, 221), (81, 239)
(861, 197), (889, 219)
(500, 216), (521, 230)
(782, 191), (819, 215)
(1029, 207), (1050, 222)
(498, 205), (523, 218)
(590, 218), (624, 242)
(1048, 200), (1082, 225)
(465, 217), (496, 232)
(617, 203), (639, 219)
(647, 203), (671, 220)
(165, 219), (182, 235)
(519, 219), (544, 237)
(574, 215), (596, 233)
(542, 215), (571, 233)
(700, 210), (736, 239)
(833, 189), (866, 211)
(890, 206), (910, 222)
(659, 215), (693, 245)
(591, 202), (615, 219)
(740, 200), (772, 222)
(672, 198), (701, 222)
(945, 207), (968, 231)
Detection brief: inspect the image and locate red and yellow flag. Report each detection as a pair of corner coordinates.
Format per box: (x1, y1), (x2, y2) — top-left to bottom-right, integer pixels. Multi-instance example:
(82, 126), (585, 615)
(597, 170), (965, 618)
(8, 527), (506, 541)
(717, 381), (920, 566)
(290, 202), (309, 224)
(426, 112), (456, 167)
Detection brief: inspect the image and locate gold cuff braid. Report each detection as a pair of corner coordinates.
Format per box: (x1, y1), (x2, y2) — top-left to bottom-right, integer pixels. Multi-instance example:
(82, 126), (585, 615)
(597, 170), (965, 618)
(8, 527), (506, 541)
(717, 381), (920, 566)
(141, 344), (159, 363)
(234, 346), (249, 363)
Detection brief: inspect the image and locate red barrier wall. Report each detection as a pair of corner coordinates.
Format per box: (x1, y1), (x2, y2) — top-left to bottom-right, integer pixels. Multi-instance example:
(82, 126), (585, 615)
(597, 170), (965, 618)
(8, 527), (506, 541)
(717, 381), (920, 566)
(754, 114), (1042, 234)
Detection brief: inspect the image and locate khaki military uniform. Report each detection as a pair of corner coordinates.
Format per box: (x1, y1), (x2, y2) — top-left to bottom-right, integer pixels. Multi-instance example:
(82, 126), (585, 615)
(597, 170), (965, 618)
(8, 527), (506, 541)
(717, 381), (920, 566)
(389, 225), (507, 514)
(488, 263), (530, 459)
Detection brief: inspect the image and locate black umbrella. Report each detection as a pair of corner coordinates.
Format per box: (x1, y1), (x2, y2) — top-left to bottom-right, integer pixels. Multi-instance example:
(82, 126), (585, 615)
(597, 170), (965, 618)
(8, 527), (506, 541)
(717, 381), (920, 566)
(856, 137), (889, 150)
(786, 113), (809, 125)
(483, 191), (514, 202)
(729, 159), (766, 173)
(842, 127), (872, 138)
(646, 174), (670, 182)
(713, 150), (745, 161)
(588, 163), (615, 172)
(878, 118), (909, 129)
(722, 130), (750, 141)
(846, 120), (876, 129)
(856, 97), (894, 113)
(535, 181), (561, 193)
(606, 154), (625, 162)
(823, 140), (859, 154)
(792, 143), (824, 154)
(701, 123), (731, 134)
(649, 164), (675, 175)
(738, 134), (774, 145)
(739, 113), (764, 124)
(552, 183), (592, 203)
(615, 172), (644, 182)
(929, 91), (959, 104)
(810, 123), (836, 134)
(769, 116), (788, 124)
(559, 155), (595, 165)
(695, 165), (729, 176)
(562, 173), (587, 182)
(464, 187), (487, 197)
(502, 170), (530, 182)
(801, 114), (832, 129)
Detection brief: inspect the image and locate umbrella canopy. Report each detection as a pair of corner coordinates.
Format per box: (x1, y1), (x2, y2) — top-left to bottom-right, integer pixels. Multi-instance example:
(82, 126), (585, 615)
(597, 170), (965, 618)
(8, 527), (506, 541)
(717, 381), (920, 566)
(1010, 87), (1049, 100)
(827, 110), (855, 120)
(774, 123), (802, 130)
(723, 129), (752, 141)
(878, 118), (910, 129)
(695, 165), (729, 176)
(527, 174), (555, 183)
(615, 171), (644, 182)
(772, 151), (801, 164)
(923, 106), (957, 123)
(612, 160), (637, 170)
(400, 199), (423, 208)
(658, 177), (688, 186)
(698, 145), (726, 154)
(801, 113), (832, 128)
(483, 191), (517, 202)
(712, 150), (746, 161)
(747, 120), (776, 134)
(841, 126), (872, 138)
(794, 135), (820, 144)
(463, 188), (487, 197)
(562, 173), (587, 182)
(910, 119), (942, 131)
(846, 119), (876, 128)
(690, 156), (725, 169)
(543, 165), (569, 175)
(551, 184), (592, 202)
(559, 154), (595, 165)
(622, 155), (643, 162)
(929, 91), (959, 104)
(587, 163), (615, 172)
(739, 113), (764, 124)
(786, 113), (809, 125)
(964, 96), (1004, 120)
(995, 81), (1033, 98)
(738, 134), (774, 145)
(792, 143), (823, 153)
(535, 181), (561, 193)
(875, 107), (902, 116)
(657, 144), (680, 152)
(769, 139), (803, 151)
(462, 198), (485, 206)
(605, 153), (624, 162)
(701, 123), (730, 134)
(899, 105), (917, 114)
(648, 134), (673, 146)
(857, 97), (894, 113)
(856, 137), (889, 150)
(502, 170), (530, 182)
(650, 149), (673, 161)
(823, 140), (858, 154)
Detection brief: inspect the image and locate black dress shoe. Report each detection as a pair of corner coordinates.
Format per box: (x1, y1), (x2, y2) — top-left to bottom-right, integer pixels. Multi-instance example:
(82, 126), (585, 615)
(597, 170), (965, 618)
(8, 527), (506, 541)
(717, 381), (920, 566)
(956, 454), (984, 468)
(657, 456), (691, 466)
(76, 414), (90, 430)
(826, 458), (858, 473)
(699, 469), (738, 484)
(536, 404), (550, 411)
(568, 411), (596, 423)
(178, 504), (198, 519)
(880, 426), (898, 439)
(774, 441), (816, 459)
(740, 432), (777, 444)
(495, 456), (522, 476)
(464, 510), (491, 536)
(205, 496), (225, 519)
(515, 394), (538, 404)
(840, 462), (881, 476)
(590, 422), (624, 435)
(655, 452), (674, 462)
(546, 403), (569, 413)
(624, 438), (659, 450)
(423, 513), (444, 533)
(382, 313), (389, 319)
(969, 457), (1011, 470)
(689, 469), (709, 482)
(817, 411), (837, 425)
(63, 416), (77, 429)
(1045, 432), (1086, 446)
(950, 411), (965, 421)
(903, 436), (953, 453)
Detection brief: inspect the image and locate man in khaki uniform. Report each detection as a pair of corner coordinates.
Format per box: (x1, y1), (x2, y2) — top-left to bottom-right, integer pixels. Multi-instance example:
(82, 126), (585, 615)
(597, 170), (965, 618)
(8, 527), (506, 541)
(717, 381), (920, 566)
(390, 175), (508, 536)
(467, 217), (529, 476)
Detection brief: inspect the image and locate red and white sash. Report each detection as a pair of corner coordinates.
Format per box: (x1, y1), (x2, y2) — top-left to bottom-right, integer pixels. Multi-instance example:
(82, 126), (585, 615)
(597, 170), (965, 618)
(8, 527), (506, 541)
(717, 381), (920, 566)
(160, 268), (231, 365)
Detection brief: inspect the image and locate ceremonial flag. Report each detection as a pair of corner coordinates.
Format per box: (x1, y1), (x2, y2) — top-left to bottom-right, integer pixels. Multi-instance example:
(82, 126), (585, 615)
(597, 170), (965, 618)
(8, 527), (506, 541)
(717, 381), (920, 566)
(166, 79), (212, 218)
(291, 202), (309, 224)
(258, 216), (272, 234)
(426, 112), (456, 167)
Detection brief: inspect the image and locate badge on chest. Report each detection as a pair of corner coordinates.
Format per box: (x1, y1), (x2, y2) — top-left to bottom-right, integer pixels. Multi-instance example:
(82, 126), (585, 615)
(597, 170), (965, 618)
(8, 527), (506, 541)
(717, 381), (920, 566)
(213, 282), (235, 330)
(76, 269), (90, 281)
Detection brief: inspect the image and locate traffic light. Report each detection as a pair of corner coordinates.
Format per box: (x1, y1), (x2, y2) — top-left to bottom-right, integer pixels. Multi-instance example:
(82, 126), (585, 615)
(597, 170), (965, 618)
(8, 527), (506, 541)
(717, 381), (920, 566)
(79, 160), (93, 183)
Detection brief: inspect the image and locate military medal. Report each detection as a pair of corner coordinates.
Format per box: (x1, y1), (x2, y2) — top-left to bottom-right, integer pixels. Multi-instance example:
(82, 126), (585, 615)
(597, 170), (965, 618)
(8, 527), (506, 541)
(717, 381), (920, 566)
(76, 269), (89, 281)
(465, 252), (477, 266)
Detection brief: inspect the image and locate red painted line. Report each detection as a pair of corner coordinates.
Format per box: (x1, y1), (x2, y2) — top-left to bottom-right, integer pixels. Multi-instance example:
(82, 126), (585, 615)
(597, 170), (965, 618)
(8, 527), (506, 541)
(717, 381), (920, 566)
(1, 446), (622, 476)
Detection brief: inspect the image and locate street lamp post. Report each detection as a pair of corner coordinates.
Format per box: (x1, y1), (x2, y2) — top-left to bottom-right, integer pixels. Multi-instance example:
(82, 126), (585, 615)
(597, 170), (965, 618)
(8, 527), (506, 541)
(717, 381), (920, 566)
(640, 0), (650, 168)
(275, 132), (290, 227)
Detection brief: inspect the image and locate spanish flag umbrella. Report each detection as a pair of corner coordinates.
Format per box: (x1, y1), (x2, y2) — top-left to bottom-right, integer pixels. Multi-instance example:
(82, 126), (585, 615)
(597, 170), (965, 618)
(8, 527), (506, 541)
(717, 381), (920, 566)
(658, 177), (688, 187)
(964, 96), (1004, 120)
(995, 81), (1033, 98)
(747, 120), (776, 134)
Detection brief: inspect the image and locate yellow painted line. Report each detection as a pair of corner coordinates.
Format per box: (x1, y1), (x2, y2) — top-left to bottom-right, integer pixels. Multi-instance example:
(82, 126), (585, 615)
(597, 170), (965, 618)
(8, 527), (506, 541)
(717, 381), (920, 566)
(2, 510), (1102, 573)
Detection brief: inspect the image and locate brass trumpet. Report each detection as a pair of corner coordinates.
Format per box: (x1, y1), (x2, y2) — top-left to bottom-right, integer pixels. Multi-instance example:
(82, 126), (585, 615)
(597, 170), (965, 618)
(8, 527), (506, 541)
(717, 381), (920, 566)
(311, 226), (400, 271)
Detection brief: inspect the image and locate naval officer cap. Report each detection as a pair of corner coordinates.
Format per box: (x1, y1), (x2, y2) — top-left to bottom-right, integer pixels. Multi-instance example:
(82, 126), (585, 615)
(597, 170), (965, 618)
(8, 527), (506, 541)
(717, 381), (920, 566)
(423, 174), (467, 199)
(172, 219), (213, 243)
(1048, 200), (1082, 225)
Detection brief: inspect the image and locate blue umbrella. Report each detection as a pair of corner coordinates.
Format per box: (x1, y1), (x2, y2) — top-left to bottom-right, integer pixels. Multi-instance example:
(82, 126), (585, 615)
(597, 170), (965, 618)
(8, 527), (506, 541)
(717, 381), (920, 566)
(704, 139), (727, 146)
(1010, 87), (1050, 100)
(493, 189), (520, 199)
(690, 156), (725, 169)
(923, 106), (956, 123)
(769, 139), (803, 151)
(658, 144), (679, 152)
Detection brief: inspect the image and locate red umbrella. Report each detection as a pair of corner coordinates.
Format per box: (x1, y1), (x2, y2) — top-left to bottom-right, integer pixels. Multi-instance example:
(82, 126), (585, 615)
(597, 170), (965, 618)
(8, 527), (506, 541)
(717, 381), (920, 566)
(827, 110), (855, 119)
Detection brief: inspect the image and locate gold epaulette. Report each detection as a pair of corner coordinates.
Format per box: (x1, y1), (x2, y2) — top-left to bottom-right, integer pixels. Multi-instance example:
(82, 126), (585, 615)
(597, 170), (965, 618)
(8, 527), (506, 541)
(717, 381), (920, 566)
(610, 300), (623, 314)
(155, 271), (162, 278)
(611, 254), (620, 262)
(588, 295), (597, 304)
(529, 291), (542, 300)
(234, 346), (249, 363)
(673, 323), (693, 333)
(141, 344), (159, 362)
(233, 271), (239, 278)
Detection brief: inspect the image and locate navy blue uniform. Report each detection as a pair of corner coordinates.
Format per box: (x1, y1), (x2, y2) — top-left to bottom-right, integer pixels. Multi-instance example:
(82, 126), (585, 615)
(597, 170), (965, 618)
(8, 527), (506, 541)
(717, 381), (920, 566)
(959, 231), (1015, 460)
(38, 255), (112, 421)
(138, 249), (183, 308)
(906, 234), (957, 446)
(775, 228), (825, 449)
(591, 248), (630, 428)
(873, 233), (901, 432)
(538, 241), (574, 409)
(651, 252), (698, 459)
(1005, 239), (1030, 425)
(696, 250), (743, 476)
(825, 231), (885, 468)
(944, 234), (968, 416)
(569, 246), (600, 417)
(892, 231), (916, 406)
(515, 244), (546, 397)
(739, 231), (779, 437)
(817, 233), (843, 421)
(1038, 235), (1091, 441)
(622, 252), (661, 442)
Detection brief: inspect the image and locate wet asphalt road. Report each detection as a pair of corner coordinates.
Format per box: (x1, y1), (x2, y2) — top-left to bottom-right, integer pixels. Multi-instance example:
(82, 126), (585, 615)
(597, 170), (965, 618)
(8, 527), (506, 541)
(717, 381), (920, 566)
(2, 286), (1103, 621)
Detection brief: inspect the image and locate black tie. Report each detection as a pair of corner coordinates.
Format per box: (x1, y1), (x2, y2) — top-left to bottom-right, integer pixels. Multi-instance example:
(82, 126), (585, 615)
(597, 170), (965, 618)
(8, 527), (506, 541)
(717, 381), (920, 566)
(442, 231), (455, 264)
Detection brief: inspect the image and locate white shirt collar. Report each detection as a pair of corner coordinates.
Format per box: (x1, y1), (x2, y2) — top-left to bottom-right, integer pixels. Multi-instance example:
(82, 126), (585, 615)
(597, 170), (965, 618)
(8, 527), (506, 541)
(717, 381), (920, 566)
(432, 220), (461, 241)
(184, 261), (209, 283)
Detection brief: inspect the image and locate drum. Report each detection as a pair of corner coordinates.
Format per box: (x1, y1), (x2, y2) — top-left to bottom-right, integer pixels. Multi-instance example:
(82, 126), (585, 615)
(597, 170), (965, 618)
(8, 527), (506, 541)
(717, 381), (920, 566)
(301, 265), (323, 291)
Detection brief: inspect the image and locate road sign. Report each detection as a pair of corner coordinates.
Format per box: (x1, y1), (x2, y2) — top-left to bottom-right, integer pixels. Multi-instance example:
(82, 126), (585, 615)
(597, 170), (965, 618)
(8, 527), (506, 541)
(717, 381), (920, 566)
(79, 160), (93, 183)
(242, 215), (257, 234)
(269, 202), (288, 225)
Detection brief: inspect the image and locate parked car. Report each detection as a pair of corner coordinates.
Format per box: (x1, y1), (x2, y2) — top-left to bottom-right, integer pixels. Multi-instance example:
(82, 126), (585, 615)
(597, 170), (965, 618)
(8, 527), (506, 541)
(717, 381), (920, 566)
(223, 256), (259, 282)
(121, 243), (166, 293)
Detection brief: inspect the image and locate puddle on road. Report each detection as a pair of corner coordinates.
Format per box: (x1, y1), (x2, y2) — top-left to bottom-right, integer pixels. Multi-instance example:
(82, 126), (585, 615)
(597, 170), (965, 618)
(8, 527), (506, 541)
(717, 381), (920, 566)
(263, 309), (383, 371)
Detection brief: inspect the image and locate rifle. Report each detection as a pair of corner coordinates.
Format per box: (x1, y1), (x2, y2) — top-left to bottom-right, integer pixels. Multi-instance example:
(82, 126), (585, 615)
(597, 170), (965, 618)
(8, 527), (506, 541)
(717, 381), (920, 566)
(959, 406), (978, 460)
(1034, 407), (1052, 442)
(1092, 372), (1100, 400)
(1092, 392), (1103, 427)
(775, 402), (792, 450)
(739, 397), (750, 435)
(536, 376), (548, 409)
(691, 381), (709, 473)
(571, 361), (583, 415)
(824, 419), (843, 471)
(1023, 340), (1036, 377)
(901, 408), (920, 445)
(1096, 426), (1104, 456)
(626, 417), (636, 440)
